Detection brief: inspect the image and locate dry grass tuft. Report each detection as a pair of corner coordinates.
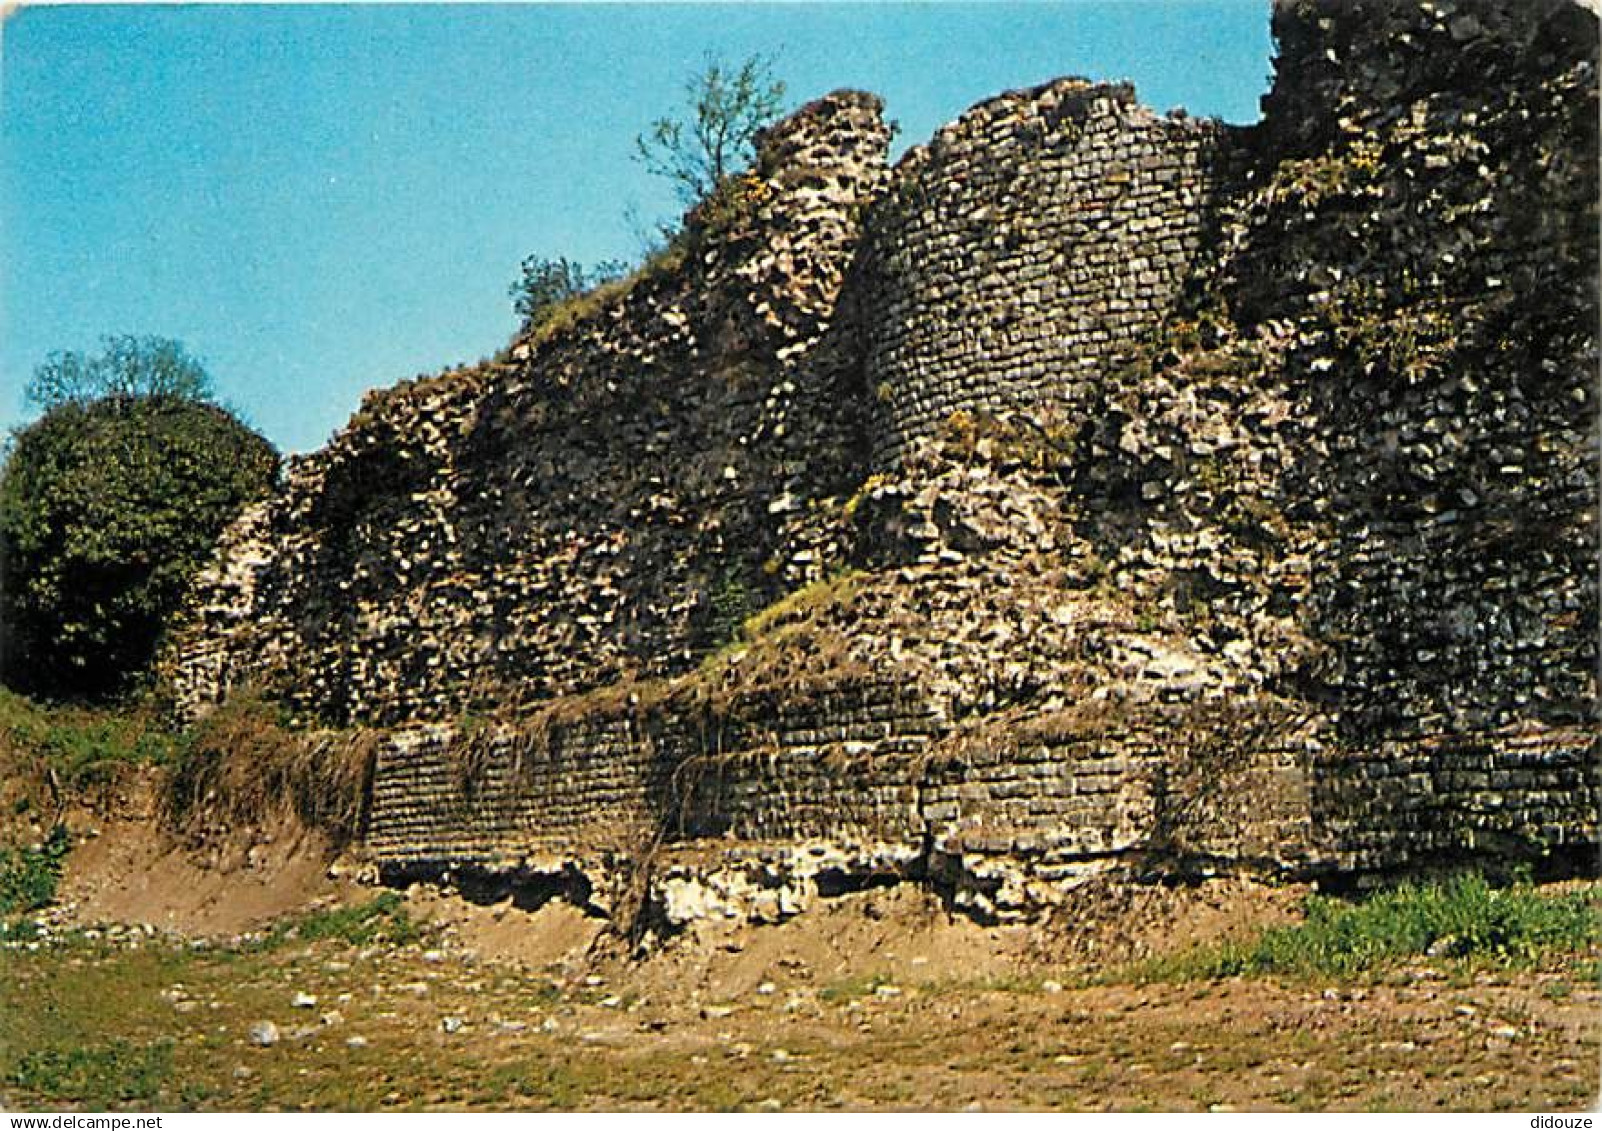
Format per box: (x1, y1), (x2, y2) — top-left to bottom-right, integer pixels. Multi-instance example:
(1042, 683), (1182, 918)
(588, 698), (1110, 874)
(163, 693), (377, 847)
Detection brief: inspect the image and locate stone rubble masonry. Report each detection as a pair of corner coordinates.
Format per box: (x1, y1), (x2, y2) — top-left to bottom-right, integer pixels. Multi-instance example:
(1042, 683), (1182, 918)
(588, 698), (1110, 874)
(360, 680), (1596, 923)
(162, 0), (1599, 921)
(165, 92), (895, 727)
(1192, 0), (1600, 780)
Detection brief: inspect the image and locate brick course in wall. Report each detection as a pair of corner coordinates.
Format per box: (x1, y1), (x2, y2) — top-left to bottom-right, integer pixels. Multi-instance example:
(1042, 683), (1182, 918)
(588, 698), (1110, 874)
(366, 675), (1591, 919)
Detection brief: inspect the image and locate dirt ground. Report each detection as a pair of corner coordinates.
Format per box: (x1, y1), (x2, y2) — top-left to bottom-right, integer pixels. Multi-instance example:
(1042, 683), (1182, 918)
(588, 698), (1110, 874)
(3, 845), (1598, 1113)
(53, 814), (351, 937)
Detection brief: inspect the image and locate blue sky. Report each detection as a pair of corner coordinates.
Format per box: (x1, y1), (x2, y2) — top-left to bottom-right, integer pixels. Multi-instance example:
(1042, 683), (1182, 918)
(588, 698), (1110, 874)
(2, 2), (1274, 454)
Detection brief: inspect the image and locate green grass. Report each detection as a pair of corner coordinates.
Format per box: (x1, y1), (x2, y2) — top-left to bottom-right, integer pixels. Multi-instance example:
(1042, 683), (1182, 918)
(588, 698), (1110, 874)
(1, 686), (373, 853)
(260, 891), (422, 949)
(738, 569), (862, 643)
(2, 904), (1595, 1113)
(0, 937), (192, 1110)
(818, 971), (896, 1003)
(1133, 876), (1602, 982)
(5, 1040), (174, 1109)
(0, 687), (187, 790)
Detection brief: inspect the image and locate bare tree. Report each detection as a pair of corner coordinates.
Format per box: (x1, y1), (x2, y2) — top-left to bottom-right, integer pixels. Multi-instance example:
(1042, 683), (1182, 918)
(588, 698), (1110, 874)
(635, 52), (787, 206)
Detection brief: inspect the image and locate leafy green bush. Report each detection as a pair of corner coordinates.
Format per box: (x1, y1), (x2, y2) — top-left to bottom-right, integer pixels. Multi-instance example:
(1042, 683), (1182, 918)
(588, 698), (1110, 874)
(1139, 875), (1601, 981)
(0, 825), (71, 916)
(0, 342), (278, 699)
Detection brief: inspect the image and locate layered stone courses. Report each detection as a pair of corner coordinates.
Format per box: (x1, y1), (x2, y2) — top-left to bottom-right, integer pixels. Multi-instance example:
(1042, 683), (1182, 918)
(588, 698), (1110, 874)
(361, 685), (1323, 921)
(857, 79), (1236, 467)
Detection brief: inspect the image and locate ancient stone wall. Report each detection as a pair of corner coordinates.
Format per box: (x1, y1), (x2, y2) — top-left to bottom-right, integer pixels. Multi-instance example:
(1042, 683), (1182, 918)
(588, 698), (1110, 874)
(166, 93), (894, 727)
(366, 715), (660, 870)
(1312, 724), (1601, 876)
(360, 684), (1326, 921)
(1029, 0), (1599, 877)
(362, 683), (1595, 920)
(163, 0), (1600, 917)
(163, 77), (1249, 728)
(1207, 0), (1599, 750)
